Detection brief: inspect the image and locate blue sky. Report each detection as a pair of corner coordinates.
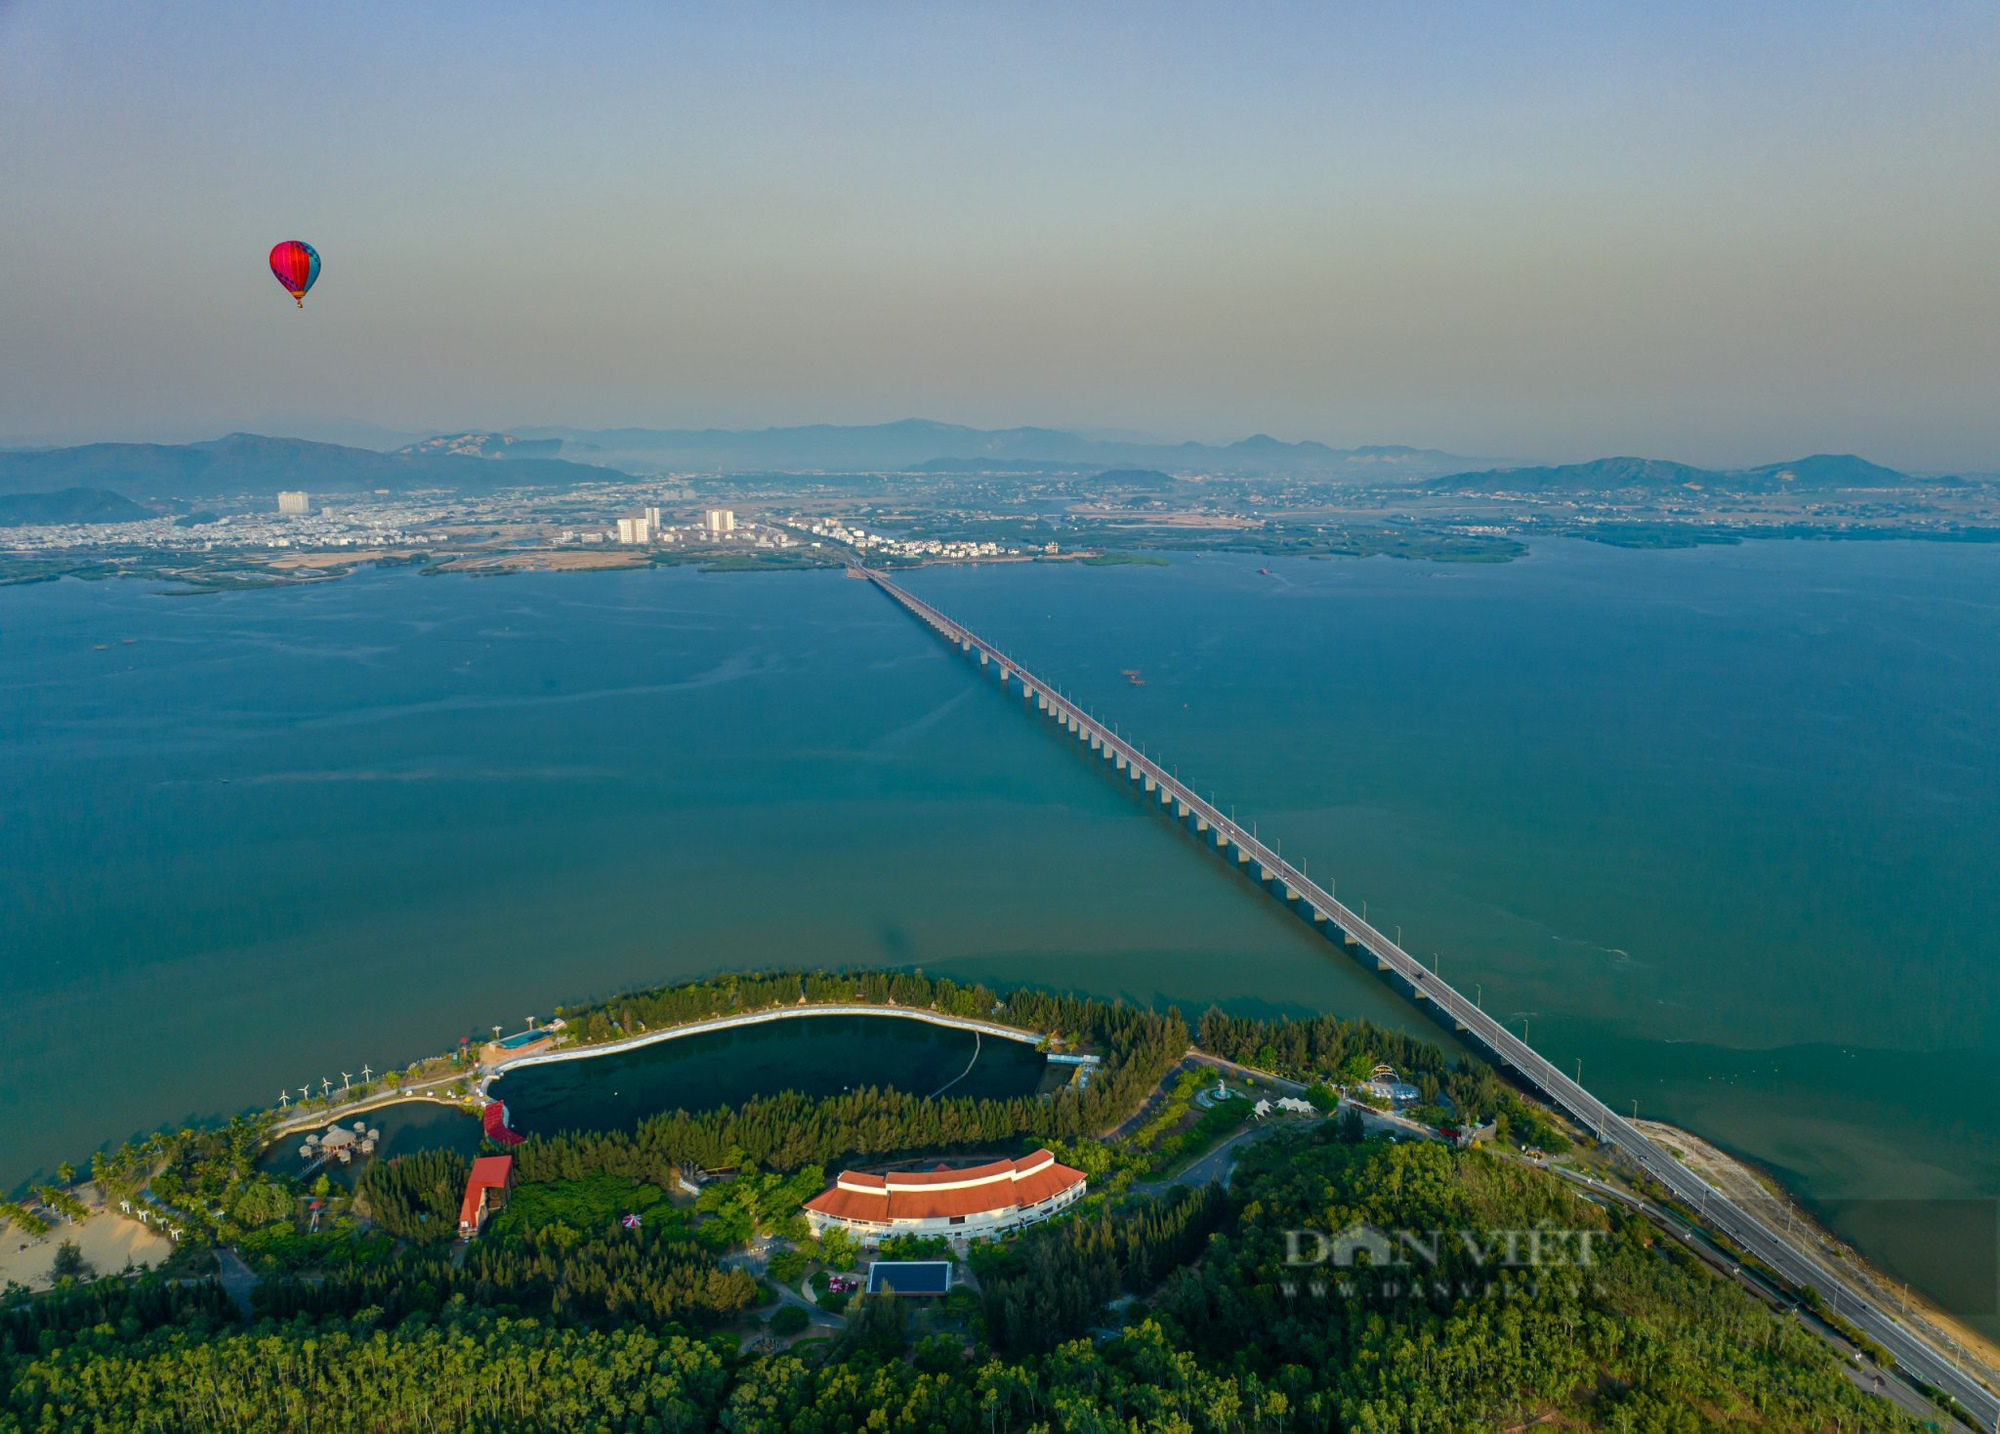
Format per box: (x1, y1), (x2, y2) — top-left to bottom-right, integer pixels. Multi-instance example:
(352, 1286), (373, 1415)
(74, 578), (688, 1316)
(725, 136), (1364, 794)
(3, 1), (1997, 466)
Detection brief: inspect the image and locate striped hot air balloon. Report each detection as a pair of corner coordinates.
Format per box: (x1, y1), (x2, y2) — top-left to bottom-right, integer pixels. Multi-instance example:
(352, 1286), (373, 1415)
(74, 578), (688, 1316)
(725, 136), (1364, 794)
(268, 240), (321, 308)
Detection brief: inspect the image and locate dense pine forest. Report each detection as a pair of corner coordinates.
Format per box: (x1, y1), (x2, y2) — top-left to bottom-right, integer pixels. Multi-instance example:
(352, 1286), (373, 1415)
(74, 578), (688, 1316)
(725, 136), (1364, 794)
(1, 1129), (1921, 1431)
(0, 968), (1935, 1430)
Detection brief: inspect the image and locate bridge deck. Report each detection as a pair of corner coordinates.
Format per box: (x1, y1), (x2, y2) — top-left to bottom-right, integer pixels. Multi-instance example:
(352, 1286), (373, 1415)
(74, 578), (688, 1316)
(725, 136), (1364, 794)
(864, 565), (1999, 1427)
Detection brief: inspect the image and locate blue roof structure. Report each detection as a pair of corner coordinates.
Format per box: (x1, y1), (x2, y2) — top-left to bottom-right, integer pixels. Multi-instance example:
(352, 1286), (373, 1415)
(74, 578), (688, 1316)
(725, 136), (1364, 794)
(865, 1260), (953, 1296)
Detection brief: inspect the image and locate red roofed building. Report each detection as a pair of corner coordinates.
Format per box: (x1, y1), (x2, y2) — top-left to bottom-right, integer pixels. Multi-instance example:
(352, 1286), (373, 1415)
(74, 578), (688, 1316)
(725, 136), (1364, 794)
(482, 1101), (525, 1147)
(804, 1150), (1086, 1244)
(458, 1155), (514, 1238)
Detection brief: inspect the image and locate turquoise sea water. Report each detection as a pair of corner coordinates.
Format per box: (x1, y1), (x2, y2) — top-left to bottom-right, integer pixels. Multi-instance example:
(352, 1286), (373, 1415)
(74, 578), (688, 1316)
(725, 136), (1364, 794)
(2, 543), (1995, 1316)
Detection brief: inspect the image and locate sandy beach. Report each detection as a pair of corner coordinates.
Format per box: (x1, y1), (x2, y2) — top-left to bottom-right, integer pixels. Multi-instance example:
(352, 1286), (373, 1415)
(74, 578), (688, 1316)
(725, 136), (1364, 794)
(1637, 1119), (2000, 1382)
(0, 1197), (176, 1291)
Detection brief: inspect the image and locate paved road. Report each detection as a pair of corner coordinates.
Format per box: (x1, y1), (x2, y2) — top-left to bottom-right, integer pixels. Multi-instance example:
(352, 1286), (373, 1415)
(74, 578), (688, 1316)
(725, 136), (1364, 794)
(868, 568), (2000, 1430)
(214, 1246), (257, 1323)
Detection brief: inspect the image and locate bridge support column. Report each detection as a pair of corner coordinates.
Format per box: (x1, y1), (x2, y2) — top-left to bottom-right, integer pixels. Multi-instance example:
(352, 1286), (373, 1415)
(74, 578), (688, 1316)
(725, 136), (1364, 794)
(1194, 816), (1208, 834)
(979, 651), (989, 666)
(1236, 847), (1251, 866)
(1142, 774), (1156, 793)
(1113, 752), (1127, 771)
(999, 667), (1010, 683)
(1174, 798), (1190, 819)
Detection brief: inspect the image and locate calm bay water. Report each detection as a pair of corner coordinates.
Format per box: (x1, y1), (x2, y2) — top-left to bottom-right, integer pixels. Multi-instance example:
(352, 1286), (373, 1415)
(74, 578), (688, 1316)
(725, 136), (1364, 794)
(2, 542), (1995, 1318)
(256, 1100), (483, 1190)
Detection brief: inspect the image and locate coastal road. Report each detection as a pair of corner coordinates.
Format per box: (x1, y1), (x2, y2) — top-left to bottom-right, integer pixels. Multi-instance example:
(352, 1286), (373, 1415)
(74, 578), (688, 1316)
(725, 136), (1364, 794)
(1540, 1161), (1946, 1427)
(867, 567), (2000, 1430)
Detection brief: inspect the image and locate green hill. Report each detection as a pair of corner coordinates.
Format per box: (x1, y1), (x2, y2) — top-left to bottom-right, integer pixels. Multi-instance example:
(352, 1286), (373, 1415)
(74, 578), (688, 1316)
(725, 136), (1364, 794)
(0, 434), (626, 501)
(0, 487), (155, 527)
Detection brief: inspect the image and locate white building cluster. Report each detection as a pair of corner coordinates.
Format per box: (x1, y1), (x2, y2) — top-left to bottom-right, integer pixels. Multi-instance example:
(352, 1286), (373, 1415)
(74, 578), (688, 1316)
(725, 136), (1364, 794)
(2, 501), (459, 555)
(592, 507), (800, 551)
(801, 517), (1017, 561)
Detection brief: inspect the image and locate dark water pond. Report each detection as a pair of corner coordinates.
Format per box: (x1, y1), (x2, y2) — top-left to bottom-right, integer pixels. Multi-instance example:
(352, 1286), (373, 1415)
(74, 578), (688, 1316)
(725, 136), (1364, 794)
(491, 1012), (1051, 1137)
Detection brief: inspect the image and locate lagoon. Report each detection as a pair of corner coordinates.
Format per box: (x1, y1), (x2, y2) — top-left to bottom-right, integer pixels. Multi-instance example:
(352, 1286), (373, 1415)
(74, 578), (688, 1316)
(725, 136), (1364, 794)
(489, 1011), (1051, 1138)
(255, 1100), (483, 1190)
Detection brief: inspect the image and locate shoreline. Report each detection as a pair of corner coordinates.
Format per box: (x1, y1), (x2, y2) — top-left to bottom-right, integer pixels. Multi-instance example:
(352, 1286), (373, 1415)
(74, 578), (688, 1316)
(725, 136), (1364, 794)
(1636, 1118), (2000, 1386)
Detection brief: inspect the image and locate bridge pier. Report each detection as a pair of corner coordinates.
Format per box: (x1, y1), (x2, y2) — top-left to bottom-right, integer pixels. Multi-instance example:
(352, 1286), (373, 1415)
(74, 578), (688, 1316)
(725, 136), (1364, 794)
(1142, 774), (1156, 792)
(979, 651), (989, 666)
(1174, 798), (1190, 819)
(1194, 815), (1208, 834)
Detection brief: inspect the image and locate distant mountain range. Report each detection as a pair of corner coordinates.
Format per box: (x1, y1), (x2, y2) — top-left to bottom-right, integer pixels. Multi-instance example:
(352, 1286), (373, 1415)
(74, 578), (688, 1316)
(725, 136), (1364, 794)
(1424, 453), (1940, 493)
(396, 433), (566, 461)
(0, 433), (621, 501)
(510, 419), (1482, 478)
(0, 429), (1962, 508)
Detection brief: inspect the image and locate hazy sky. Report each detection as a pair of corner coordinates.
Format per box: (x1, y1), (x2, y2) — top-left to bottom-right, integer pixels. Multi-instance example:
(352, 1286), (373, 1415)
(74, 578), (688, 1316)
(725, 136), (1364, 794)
(4, 2), (1997, 467)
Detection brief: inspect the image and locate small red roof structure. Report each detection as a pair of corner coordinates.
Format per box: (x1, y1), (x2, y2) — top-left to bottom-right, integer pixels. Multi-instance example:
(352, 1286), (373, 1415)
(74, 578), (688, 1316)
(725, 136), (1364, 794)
(482, 1102), (525, 1146)
(458, 1154), (514, 1238)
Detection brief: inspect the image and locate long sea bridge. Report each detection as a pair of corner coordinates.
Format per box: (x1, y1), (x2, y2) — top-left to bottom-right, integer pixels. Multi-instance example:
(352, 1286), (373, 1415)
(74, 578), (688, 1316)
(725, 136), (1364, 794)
(864, 565), (2000, 1429)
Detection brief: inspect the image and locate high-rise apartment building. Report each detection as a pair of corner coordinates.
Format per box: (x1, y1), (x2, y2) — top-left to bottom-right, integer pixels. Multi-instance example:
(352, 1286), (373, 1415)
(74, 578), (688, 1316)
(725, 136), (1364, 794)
(703, 509), (736, 535)
(277, 491), (311, 515)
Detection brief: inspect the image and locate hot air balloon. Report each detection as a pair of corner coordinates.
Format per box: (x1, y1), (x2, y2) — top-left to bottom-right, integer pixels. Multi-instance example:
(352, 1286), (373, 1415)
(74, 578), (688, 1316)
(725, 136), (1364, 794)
(269, 240), (321, 308)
